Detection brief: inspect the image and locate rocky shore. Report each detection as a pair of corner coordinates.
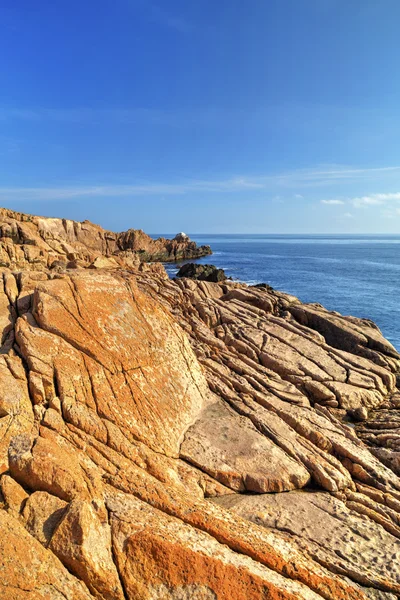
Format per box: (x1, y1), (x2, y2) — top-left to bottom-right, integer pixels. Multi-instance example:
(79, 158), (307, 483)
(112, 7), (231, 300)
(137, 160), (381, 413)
(0, 208), (399, 599)
(176, 262), (229, 282)
(0, 208), (212, 270)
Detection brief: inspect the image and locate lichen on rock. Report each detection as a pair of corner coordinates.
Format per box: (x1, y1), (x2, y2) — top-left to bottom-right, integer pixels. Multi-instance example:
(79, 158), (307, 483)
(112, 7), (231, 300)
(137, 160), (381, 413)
(0, 207), (399, 599)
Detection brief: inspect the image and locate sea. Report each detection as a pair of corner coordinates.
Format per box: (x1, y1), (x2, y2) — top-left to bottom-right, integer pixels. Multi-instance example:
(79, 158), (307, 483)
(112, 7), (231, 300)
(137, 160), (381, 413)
(153, 234), (400, 352)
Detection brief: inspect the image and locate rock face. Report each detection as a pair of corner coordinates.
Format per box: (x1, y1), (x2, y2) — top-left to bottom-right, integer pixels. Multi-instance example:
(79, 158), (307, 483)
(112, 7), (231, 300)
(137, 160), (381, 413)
(177, 262), (228, 282)
(0, 208), (400, 599)
(0, 207), (211, 271)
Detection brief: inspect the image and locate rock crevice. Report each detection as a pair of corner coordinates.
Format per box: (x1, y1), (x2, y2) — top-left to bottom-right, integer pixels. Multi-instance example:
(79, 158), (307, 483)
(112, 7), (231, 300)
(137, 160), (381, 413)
(0, 208), (399, 599)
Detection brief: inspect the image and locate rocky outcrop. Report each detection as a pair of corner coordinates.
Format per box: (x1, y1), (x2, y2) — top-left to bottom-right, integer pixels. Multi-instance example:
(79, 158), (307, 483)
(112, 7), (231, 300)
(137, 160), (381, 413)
(0, 207), (211, 271)
(177, 262), (228, 282)
(0, 209), (400, 599)
(116, 229), (212, 262)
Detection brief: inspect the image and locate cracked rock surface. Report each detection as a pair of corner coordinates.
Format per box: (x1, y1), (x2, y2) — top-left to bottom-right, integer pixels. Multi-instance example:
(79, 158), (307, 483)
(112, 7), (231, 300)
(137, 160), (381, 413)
(0, 208), (400, 599)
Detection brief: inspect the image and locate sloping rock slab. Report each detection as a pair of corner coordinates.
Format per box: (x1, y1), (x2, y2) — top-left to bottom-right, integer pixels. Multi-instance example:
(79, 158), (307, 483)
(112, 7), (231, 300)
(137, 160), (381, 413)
(180, 399), (310, 492)
(213, 490), (400, 595)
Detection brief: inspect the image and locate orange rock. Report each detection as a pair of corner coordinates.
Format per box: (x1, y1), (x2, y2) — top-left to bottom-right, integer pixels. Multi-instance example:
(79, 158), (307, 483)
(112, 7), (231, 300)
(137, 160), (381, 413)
(49, 499), (125, 600)
(17, 270), (209, 457)
(0, 207), (211, 271)
(0, 355), (34, 475)
(0, 208), (399, 599)
(0, 509), (93, 599)
(22, 491), (67, 546)
(8, 433), (91, 501)
(0, 474), (28, 514)
(108, 492), (325, 600)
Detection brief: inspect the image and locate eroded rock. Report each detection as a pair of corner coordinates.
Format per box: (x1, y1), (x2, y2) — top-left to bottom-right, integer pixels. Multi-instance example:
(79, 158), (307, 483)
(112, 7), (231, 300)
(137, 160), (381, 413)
(0, 508), (93, 599)
(0, 208), (399, 599)
(177, 263), (228, 282)
(50, 499), (125, 600)
(0, 207), (211, 271)
(180, 399), (310, 492)
(213, 491), (400, 594)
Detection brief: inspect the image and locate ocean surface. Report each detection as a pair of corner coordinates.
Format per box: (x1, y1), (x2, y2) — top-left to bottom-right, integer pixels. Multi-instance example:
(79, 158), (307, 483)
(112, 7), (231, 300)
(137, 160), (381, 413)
(155, 234), (400, 351)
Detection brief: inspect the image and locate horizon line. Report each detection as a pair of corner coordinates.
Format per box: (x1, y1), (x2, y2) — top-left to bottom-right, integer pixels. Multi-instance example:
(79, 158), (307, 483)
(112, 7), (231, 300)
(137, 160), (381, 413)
(150, 232), (400, 236)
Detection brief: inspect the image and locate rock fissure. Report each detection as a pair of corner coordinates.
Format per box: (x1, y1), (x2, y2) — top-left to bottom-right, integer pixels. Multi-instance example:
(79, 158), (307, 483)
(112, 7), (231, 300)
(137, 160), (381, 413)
(1, 208), (400, 599)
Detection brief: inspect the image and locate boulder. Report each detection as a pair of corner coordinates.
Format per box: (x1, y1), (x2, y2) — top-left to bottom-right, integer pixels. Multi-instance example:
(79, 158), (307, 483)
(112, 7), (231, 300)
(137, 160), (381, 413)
(49, 499), (125, 600)
(0, 509), (93, 599)
(177, 262), (228, 282)
(22, 491), (67, 546)
(174, 232), (189, 242)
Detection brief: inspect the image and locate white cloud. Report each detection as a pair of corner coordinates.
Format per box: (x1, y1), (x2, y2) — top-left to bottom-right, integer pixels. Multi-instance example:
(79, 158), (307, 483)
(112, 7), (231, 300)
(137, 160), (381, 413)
(321, 199), (345, 205)
(294, 193), (304, 199)
(343, 212), (354, 218)
(352, 192), (400, 208)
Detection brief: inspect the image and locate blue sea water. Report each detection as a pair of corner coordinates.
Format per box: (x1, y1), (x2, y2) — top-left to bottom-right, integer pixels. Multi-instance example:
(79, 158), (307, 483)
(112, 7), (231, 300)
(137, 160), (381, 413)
(155, 234), (400, 351)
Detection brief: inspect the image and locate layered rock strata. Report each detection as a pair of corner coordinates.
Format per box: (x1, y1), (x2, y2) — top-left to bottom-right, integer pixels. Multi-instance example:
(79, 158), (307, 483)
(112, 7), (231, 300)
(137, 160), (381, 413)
(0, 208), (399, 599)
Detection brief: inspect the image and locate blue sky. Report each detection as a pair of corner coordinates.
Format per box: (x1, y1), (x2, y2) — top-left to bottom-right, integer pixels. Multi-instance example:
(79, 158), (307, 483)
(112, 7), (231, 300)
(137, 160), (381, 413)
(1, 0), (400, 233)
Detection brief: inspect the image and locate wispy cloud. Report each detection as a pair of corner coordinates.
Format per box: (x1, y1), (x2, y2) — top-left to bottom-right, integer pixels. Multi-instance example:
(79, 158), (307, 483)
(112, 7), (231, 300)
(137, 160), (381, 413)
(0, 178), (265, 202)
(343, 212), (354, 218)
(321, 199), (344, 205)
(352, 192), (400, 208)
(320, 191), (400, 210)
(267, 165), (400, 190)
(3, 166), (400, 203)
(2, 101), (400, 142)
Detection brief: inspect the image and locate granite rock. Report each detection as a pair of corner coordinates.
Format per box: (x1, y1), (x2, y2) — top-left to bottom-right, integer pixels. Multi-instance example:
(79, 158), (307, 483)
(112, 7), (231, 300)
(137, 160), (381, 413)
(0, 208), (399, 598)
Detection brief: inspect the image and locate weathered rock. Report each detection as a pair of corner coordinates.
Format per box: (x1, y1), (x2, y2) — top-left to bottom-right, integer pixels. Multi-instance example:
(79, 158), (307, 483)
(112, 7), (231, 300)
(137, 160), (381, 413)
(15, 270), (209, 457)
(49, 499), (125, 600)
(0, 355), (34, 474)
(0, 207), (212, 271)
(349, 406), (369, 422)
(0, 474), (28, 514)
(0, 508), (93, 599)
(0, 207), (399, 598)
(181, 399), (310, 492)
(117, 228), (212, 262)
(22, 491), (67, 546)
(89, 256), (119, 269)
(8, 432), (94, 502)
(213, 491), (400, 594)
(177, 262), (228, 282)
(108, 491), (325, 600)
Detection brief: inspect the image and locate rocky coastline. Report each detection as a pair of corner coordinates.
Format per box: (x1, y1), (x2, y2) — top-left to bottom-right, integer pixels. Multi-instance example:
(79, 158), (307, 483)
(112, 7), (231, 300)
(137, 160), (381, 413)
(0, 208), (212, 271)
(0, 208), (400, 599)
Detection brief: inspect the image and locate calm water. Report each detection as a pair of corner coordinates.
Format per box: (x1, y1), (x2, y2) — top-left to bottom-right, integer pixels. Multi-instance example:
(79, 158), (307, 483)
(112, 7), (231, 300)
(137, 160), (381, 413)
(155, 234), (400, 351)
